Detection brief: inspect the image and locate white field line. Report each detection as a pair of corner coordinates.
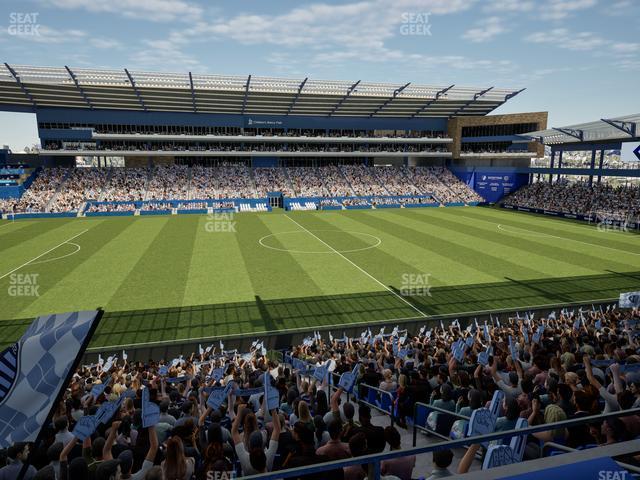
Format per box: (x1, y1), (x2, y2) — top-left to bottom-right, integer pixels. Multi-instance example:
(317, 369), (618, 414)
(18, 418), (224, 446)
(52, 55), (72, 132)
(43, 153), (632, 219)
(496, 223), (640, 257)
(86, 297), (619, 351)
(30, 242), (81, 266)
(0, 229), (89, 281)
(285, 214), (428, 318)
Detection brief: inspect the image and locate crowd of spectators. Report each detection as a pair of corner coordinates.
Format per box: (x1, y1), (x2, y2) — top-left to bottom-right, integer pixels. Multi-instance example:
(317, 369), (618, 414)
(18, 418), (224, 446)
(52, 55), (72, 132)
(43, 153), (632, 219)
(504, 182), (640, 219)
(102, 169), (148, 203)
(321, 166), (355, 197)
(374, 167), (420, 196)
(288, 167), (328, 197)
(5, 168), (68, 213)
(146, 166), (190, 201)
(3, 304), (639, 480)
(0, 165), (488, 215)
(254, 168), (295, 197)
(340, 165), (388, 197)
(49, 169), (109, 213)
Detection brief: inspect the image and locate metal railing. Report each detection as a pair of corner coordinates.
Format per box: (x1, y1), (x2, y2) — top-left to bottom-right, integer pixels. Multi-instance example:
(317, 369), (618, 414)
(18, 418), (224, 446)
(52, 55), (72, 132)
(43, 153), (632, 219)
(239, 407), (640, 480)
(412, 402), (470, 445)
(356, 383), (396, 426)
(543, 442), (640, 475)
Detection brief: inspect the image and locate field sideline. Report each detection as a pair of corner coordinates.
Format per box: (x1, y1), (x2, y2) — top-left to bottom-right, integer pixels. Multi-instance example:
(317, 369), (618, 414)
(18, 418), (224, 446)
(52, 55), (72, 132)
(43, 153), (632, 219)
(1, 206), (639, 349)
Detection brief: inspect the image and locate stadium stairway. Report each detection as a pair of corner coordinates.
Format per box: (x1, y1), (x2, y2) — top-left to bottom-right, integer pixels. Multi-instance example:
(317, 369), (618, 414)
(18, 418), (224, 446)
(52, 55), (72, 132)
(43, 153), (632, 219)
(142, 165), (154, 201)
(338, 165), (357, 196)
(283, 166), (295, 194)
(185, 165), (193, 200)
(341, 389), (482, 475)
(96, 166), (114, 202)
(44, 167), (72, 212)
(371, 167), (393, 196)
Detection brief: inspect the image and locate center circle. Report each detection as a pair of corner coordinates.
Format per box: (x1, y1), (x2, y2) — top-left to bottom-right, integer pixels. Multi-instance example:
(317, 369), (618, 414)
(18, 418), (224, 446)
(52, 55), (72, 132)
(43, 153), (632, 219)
(258, 230), (382, 254)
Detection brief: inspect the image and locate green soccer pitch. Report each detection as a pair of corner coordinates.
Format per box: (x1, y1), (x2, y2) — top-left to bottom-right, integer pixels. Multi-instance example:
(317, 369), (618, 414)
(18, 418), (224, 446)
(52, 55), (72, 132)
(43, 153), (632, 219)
(1, 206), (639, 350)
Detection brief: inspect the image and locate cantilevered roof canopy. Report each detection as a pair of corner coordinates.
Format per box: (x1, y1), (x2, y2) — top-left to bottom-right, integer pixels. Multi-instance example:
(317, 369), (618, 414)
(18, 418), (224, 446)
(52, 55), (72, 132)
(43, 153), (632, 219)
(521, 114), (640, 145)
(0, 64), (523, 118)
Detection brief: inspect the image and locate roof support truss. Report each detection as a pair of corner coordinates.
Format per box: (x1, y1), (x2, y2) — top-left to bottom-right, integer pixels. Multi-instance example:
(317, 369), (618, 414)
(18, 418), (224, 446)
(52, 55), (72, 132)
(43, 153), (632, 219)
(493, 88), (525, 110)
(600, 118), (637, 137)
(4, 63), (36, 108)
(241, 75), (251, 115)
(553, 127), (584, 141)
(410, 85), (454, 118)
(369, 82), (411, 117)
(188, 71), (197, 113)
(449, 86), (494, 117)
(328, 80), (361, 116)
(65, 66), (93, 109)
(124, 68), (147, 111)
(286, 77), (308, 115)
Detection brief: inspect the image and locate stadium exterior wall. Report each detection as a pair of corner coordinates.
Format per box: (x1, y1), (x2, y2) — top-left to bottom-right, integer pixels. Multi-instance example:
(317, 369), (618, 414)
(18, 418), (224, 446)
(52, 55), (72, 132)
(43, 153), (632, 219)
(34, 107), (449, 131)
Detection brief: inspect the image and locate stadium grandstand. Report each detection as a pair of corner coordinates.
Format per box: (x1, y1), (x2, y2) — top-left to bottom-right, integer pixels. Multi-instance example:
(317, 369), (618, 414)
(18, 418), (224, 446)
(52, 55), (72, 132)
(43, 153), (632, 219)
(1, 63), (640, 480)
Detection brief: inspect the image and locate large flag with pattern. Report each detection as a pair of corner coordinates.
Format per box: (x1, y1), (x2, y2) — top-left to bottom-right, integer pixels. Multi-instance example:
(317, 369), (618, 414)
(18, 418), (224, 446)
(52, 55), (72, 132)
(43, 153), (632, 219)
(0, 310), (100, 448)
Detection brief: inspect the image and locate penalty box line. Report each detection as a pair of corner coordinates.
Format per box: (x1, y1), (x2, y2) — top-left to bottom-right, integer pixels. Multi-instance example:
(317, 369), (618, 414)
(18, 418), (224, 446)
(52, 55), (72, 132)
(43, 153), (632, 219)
(284, 214), (428, 318)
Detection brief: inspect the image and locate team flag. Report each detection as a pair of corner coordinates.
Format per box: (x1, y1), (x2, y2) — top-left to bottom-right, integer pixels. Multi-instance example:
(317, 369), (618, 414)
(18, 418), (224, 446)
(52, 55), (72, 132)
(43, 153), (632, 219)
(0, 311), (100, 448)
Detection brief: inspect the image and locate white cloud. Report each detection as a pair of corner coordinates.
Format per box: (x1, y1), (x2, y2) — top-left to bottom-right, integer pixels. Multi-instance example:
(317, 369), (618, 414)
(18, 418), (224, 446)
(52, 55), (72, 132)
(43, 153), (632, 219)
(2, 25), (87, 44)
(129, 39), (204, 72)
(483, 0), (535, 12)
(524, 28), (608, 51)
(38, 0), (203, 22)
(539, 0), (598, 20)
(611, 43), (640, 55)
(89, 38), (122, 49)
(462, 17), (508, 43)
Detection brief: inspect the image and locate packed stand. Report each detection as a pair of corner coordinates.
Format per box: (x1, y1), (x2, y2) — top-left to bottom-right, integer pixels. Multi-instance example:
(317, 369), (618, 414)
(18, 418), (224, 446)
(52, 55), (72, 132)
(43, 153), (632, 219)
(340, 165), (388, 197)
(437, 168), (484, 204)
(146, 165), (190, 201)
(48, 168), (109, 213)
(504, 182), (640, 219)
(254, 168), (295, 197)
(374, 166), (421, 196)
(3, 303), (640, 479)
(320, 166), (354, 197)
(10, 168), (68, 213)
(287, 167), (329, 197)
(101, 168), (148, 202)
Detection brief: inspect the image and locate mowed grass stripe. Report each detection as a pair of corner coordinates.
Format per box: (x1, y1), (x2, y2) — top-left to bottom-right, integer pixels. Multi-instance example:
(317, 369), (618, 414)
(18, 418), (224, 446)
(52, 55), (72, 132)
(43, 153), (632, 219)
(343, 210), (560, 311)
(350, 209), (547, 281)
(0, 218), (83, 269)
(8, 218), (135, 319)
(93, 216), (199, 346)
(182, 215), (257, 307)
(286, 212), (430, 311)
(325, 210), (497, 287)
(14, 217), (163, 321)
(458, 208), (640, 252)
(263, 213), (385, 296)
(400, 208), (623, 275)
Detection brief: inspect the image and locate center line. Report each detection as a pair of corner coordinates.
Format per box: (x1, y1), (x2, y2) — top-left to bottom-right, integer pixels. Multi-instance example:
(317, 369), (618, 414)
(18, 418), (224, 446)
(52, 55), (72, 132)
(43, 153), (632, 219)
(285, 214), (428, 318)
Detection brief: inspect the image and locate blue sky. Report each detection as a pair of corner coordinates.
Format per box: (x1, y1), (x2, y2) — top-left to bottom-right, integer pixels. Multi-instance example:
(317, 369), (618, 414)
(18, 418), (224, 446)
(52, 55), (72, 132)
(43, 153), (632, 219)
(0, 0), (639, 150)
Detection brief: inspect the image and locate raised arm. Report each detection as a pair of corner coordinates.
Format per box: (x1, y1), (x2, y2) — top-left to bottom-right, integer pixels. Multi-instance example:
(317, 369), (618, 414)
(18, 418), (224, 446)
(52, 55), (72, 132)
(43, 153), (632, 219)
(583, 355), (602, 390)
(231, 404), (246, 445)
(102, 420), (121, 461)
